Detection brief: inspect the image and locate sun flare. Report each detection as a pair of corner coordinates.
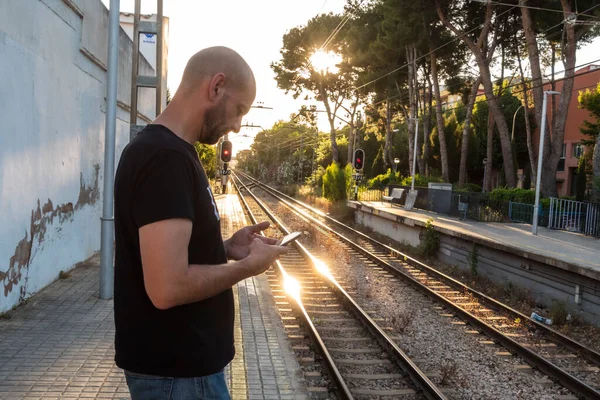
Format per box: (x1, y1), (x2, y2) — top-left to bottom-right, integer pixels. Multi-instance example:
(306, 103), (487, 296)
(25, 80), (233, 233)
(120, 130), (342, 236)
(309, 50), (341, 74)
(283, 275), (301, 301)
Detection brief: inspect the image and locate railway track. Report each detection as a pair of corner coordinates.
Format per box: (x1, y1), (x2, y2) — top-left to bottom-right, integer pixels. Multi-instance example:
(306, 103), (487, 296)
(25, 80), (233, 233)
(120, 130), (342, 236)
(235, 170), (600, 400)
(232, 176), (449, 399)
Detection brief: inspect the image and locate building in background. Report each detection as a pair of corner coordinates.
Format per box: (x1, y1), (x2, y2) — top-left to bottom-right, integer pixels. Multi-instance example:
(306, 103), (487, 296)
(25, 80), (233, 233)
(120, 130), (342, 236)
(535, 65), (600, 197)
(120, 12), (170, 112)
(119, 12), (169, 73)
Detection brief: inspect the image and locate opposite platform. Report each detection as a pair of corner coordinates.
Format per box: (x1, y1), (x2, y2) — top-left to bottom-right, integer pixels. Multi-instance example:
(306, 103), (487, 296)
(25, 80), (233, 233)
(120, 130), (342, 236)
(349, 200), (600, 281)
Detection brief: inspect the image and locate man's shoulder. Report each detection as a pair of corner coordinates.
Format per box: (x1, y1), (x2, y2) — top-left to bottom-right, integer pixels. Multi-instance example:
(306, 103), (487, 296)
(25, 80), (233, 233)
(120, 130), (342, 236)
(131, 124), (189, 151)
(124, 125), (196, 165)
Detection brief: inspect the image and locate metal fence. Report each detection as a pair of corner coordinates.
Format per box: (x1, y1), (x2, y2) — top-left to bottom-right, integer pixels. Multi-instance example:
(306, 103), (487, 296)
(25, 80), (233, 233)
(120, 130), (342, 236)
(548, 197), (600, 237)
(357, 188), (385, 202)
(355, 184), (555, 226)
(383, 185), (512, 222)
(507, 201), (549, 226)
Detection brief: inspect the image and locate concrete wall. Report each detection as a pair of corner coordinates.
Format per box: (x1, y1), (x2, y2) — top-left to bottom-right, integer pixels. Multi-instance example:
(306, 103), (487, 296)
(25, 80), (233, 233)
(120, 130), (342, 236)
(0, 0), (158, 312)
(353, 208), (600, 326)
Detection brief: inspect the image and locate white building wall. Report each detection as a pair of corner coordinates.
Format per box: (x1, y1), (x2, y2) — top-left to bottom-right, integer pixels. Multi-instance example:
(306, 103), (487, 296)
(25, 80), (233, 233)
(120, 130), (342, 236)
(0, 0), (159, 312)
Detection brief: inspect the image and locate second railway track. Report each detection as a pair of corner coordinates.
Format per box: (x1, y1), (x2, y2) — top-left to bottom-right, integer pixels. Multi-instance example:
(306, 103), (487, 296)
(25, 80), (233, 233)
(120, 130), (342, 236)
(234, 170), (600, 400)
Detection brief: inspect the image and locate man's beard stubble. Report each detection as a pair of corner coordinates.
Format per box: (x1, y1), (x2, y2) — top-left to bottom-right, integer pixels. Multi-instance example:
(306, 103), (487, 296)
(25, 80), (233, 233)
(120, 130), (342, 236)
(200, 102), (227, 145)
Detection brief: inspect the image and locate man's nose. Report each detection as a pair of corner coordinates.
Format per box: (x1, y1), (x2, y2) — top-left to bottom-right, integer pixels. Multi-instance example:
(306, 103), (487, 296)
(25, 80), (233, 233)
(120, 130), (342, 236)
(231, 118), (242, 134)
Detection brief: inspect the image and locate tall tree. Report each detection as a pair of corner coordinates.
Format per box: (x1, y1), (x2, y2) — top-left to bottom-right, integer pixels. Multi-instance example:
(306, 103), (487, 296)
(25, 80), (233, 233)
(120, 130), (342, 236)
(458, 77), (482, 186)
(436, 0), (517, 187)
(272, 13), (358, 164)
(514, 34), (537, 185)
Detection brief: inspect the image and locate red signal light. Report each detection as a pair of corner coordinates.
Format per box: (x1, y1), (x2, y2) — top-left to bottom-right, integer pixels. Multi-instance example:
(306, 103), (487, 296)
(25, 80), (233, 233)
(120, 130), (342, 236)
(353, 149), (365, 171)
(220, 140), (232, 162)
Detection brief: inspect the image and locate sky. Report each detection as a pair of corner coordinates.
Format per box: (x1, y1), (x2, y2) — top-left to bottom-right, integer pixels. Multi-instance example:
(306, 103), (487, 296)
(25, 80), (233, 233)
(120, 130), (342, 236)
(101, 0), (600, 155)
(101, 0), (347, 155)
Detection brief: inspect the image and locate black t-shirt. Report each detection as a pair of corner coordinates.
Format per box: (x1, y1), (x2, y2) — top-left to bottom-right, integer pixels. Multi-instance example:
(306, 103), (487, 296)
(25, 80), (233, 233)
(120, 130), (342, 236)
(113, 124), (234, 377)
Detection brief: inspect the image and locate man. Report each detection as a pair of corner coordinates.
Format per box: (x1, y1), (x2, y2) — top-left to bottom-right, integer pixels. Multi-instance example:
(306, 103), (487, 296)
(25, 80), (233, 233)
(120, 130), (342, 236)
(113, 46), (288, 399)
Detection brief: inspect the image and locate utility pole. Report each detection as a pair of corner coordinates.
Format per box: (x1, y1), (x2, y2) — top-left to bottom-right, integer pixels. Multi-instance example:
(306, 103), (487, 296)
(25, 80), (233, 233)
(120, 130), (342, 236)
(99, 0), (120, 300)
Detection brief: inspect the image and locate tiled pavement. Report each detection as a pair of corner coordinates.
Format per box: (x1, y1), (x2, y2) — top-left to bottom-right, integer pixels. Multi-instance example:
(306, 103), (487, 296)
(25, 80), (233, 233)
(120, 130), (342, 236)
(0, 255), (128, 400)
(218, 194), (308, 400)
(0, 193), (308, 400)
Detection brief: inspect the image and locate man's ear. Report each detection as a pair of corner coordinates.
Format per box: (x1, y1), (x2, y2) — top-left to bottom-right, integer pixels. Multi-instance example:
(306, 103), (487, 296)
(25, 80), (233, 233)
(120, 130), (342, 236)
(208, 73), (226, 102)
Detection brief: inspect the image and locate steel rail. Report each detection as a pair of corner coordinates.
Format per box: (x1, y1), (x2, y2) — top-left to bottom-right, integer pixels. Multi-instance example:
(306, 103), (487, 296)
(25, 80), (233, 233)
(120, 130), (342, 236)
(231, 176), (354, 399)
(233, 174), (448, 400)
(236, 170), (600, 400)
(237, 170), (600, 365)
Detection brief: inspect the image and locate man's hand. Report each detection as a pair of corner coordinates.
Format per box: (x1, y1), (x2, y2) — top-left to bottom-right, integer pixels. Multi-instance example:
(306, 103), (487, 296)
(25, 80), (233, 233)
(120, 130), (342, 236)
(225, 221), (279, 260)
(241, 238), (289, 276)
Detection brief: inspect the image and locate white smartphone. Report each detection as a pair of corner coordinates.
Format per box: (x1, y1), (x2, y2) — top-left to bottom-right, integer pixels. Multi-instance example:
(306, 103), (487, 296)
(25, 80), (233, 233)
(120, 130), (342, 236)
(276, 231), (302, 246)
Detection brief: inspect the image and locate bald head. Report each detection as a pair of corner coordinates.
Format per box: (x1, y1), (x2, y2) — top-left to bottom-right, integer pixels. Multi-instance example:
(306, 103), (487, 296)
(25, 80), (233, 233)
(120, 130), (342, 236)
(179, 46), (255, 96)
(160, 46), (257, 145)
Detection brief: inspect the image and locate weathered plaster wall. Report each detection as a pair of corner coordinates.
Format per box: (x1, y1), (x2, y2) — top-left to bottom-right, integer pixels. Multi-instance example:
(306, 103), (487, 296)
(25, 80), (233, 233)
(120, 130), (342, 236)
(0, 0), (158, 312)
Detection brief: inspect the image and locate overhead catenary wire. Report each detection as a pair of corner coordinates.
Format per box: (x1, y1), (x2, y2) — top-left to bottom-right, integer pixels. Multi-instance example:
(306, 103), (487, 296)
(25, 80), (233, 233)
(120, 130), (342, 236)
(470, 0), (600, 20)
(355, 2), (600, 92)
(369, 57), (600, 110)
(355, 6), (519, 91)
(365, 1), (600, 110)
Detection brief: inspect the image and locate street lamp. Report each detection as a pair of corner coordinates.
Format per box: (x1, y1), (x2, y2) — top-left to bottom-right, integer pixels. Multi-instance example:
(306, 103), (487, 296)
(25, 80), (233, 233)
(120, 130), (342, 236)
(394, 158), (400, 173)
(410, 118), (419, 191)
(511, 104), (524, 143)
(532, 90), (561, 235)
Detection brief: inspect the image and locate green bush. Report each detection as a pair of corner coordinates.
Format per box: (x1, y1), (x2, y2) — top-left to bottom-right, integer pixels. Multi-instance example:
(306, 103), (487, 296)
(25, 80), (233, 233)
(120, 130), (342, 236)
(322, 162), (347, 201)
(345, 163), (354, 198)
(306, 165), (326, 189)
(418, 218), (440, 258)
(399, 174), (443, 187)
(367, 168), (401, 189)
(489, 187), (536, 204)
(454, 183), (483, 193)
(194, 142), (216, 178)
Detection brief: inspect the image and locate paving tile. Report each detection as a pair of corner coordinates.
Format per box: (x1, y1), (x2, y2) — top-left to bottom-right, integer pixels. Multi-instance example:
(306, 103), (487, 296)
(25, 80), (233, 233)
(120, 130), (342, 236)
(0, 194), (308, 399)
(218, 195), (308, 399)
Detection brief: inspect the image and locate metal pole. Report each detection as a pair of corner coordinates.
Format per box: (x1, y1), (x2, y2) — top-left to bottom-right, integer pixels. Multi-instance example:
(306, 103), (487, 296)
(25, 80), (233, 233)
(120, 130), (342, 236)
(411, 118), (419, 191)
(533, 91), (560, 235)
(129, 0), (141, 134)
(532, 95), (547, 235)
(100, 0), (121, 299)
(156, 0), (164, 116)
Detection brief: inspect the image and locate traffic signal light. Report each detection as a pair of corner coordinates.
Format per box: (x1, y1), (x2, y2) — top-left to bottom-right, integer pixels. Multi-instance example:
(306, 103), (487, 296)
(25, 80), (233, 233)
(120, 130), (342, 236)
(220, 140), (232, 162)
(353, 149), (365, 171)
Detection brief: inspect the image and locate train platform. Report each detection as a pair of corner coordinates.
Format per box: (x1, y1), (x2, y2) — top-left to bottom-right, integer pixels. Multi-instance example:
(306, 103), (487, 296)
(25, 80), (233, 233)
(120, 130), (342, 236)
(0, 194), (308, 400)
(348, 200), (600, 282)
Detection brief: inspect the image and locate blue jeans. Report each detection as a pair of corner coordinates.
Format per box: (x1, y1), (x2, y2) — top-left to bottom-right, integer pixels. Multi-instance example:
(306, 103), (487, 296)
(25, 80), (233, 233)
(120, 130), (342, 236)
(124, 369), (231, 400)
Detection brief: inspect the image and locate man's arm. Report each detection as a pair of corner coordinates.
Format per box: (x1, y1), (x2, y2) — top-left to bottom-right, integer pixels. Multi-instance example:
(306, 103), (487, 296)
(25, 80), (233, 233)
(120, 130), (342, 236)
(139, 218), (286, 310)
